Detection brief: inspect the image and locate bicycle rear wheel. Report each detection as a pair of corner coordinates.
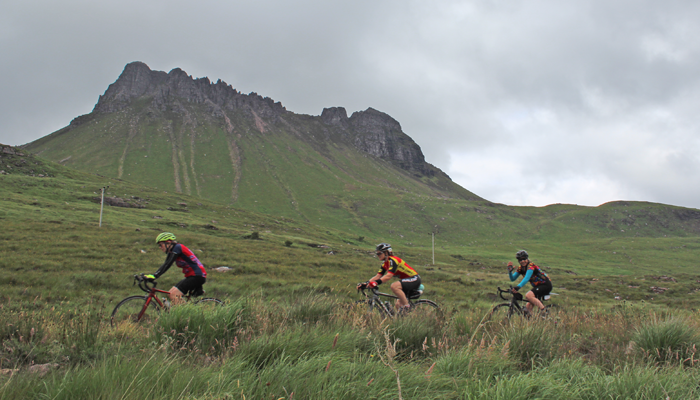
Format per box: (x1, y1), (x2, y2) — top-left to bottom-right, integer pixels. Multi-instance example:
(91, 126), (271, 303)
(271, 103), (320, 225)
(413, 299), (439, 309)
(195, 297), (224, 312)
(406, 299), (440, 317)
(111, 296), (161, 327)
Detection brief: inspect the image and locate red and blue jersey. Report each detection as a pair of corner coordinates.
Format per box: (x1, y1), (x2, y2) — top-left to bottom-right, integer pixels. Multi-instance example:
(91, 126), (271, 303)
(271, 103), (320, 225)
(172, 244), (206, 278)
(154, 243), (206, 279)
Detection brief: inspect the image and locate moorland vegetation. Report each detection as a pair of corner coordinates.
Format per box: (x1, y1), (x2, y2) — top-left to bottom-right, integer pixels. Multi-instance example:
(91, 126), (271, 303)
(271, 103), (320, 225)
(2, 143), (700, 398)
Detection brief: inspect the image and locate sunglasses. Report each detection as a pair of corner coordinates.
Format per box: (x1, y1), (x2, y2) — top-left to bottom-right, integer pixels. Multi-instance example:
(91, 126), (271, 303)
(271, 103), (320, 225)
(376, 252), (384, 256)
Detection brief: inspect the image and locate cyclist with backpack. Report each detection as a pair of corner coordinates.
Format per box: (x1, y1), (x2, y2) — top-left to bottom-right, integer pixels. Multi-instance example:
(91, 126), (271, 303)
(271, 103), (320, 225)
(357, 243), (421, 312)
(507, 250), (552, 315)
(144, 232), (207, 305)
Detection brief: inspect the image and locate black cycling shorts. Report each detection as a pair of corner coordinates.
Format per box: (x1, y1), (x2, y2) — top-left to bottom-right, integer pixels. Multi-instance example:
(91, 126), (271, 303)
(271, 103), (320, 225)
(531, 281), (552, 300)
(400, 275), (422, 293)
(175, 276), (206, 296)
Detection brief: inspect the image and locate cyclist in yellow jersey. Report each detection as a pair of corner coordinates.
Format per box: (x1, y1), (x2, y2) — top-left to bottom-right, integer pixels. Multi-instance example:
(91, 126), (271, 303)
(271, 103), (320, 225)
(357, 243), (421, 311)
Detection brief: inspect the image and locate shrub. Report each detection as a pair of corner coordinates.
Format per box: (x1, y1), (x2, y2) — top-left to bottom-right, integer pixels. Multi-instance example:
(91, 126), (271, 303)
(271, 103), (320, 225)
(503, 319), (561, 369)
(632, 316), (700, 364)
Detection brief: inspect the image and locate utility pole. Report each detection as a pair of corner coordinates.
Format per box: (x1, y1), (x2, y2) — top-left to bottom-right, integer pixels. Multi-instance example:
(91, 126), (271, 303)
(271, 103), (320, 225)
(99, 186), (109, 227)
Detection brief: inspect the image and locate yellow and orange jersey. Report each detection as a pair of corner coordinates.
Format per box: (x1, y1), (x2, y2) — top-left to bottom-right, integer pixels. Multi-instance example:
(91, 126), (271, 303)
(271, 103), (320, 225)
(377, 256), (418, 280)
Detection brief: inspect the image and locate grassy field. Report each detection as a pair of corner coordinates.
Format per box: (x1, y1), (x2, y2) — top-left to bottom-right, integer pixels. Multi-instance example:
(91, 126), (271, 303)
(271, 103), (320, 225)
(3, 145), (700, 398)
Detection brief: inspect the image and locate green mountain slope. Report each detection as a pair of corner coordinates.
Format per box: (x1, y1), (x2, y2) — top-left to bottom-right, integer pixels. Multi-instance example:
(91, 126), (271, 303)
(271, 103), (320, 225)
(21, 62), (700, 251)
(3, 143), (700, 313)
(25, 63), (485, 242)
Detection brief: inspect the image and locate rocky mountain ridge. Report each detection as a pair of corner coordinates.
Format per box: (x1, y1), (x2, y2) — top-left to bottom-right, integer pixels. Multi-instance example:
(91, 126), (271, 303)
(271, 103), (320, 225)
(81, 61), (435, 177)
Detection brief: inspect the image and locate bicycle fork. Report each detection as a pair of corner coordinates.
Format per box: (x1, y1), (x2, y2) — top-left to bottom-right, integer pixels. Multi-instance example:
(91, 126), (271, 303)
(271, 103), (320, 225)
(139, 296), (165, 322)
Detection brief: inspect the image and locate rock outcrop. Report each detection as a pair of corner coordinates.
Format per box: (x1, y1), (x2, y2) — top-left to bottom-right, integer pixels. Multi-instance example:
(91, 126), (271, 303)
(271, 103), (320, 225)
(79, 62), (439, 178)
(321, 106), (434, 176)
(92, 61), (286, 118)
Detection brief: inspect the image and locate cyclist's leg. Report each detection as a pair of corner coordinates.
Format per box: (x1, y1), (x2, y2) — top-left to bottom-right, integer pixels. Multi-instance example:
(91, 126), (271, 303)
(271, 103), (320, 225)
(396, 276), (421, 309)
(528, 282), (552, 312)
(524, 291), (538, 313)
(173, 276), (205, 304)
(169, 285), (185, 304)
(390, 281), (409, 308)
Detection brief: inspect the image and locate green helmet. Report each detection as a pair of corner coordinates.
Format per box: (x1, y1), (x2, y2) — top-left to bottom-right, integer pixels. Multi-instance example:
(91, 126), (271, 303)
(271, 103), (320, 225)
(155, 232), (176, 244)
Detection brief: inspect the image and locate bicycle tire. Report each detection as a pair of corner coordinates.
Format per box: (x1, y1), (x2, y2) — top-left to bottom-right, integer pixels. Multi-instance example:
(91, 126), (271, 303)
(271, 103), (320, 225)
(487, 303), (521, 321)
(195, 297), (224, 312)
(413, 299), (439, 309)
(111, 295), (161, 327)
(354, 299), (372, 311)
(402, 299), (440, 317)
(355, 299), (393, 316)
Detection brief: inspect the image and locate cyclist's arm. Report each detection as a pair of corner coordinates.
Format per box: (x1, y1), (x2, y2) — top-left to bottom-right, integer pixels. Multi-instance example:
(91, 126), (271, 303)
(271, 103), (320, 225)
(508, 270), (520, 281)
(369, 273), (384, 283)
(516, 269), (534, 289)
(374, 272), (394, 285)
(153, 252), (177, 278)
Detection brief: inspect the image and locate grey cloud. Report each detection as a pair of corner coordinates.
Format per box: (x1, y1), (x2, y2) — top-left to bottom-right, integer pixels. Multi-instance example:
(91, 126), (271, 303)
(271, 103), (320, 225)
(2, 0), (700, 208)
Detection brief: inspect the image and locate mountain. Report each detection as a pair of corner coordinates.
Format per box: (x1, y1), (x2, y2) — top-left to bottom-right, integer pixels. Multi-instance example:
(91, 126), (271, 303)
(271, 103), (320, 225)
(24, 62), (483, 232)
(21, 62), (700, 247)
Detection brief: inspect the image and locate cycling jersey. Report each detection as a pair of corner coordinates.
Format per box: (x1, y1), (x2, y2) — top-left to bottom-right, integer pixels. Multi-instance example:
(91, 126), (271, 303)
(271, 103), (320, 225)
(377, 256), (418, 280)
(509, 262), (550, 289)
(154, 243), (207, 279)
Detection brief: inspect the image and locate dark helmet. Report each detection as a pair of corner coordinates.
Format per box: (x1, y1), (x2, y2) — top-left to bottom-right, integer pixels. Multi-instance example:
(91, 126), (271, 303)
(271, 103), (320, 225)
(376, 243), (392, 253)
(516, 250), (529, 260)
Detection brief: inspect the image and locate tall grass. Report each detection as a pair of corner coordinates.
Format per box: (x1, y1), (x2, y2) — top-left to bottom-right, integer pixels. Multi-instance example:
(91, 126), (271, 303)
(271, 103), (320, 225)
(3, 293), (700, 399)
(632, 316), (700, 364)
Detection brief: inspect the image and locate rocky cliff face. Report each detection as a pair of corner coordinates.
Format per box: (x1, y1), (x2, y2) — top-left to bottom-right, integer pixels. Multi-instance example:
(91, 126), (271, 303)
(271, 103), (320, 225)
(92, 61), (286, 118)
(321, 106), (434, 176)
(86, 61), (439, 178)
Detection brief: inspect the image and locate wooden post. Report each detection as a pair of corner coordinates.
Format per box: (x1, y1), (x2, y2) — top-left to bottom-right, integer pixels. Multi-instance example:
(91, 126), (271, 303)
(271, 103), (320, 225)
(99, 186), (108, 227)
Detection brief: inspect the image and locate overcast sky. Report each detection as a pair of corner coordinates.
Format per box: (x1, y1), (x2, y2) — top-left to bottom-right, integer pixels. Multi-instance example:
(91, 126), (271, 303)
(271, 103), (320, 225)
(2, 0), (700, 209)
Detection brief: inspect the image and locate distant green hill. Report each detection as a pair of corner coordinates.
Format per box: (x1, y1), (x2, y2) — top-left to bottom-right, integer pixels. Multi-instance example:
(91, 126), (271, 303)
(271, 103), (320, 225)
(3, 142), (700, 312)
(24, 62), (480, 240)
(21, 62), (700, 252)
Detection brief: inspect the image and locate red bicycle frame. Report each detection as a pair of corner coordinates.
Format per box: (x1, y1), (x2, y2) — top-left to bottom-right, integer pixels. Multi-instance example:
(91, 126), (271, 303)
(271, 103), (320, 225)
(134, 276), (170, 320)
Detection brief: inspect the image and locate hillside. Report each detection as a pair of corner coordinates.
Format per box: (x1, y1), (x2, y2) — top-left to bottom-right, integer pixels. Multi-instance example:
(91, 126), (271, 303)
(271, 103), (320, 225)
(4, 145), (700, 399)
(21, 62), (700, 251)
(23, 62), (480, 239)
(3, 142), (700, 307)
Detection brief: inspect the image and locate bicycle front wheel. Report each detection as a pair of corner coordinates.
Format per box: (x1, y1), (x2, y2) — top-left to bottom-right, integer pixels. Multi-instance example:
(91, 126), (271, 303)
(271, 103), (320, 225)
(487, 303), (521, 322)
(111, 296), (161, 327)
(355, 299), (392, 317)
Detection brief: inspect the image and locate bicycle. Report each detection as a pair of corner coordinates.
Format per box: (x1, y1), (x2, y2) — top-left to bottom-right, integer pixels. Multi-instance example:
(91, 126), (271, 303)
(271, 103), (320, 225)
(110, 274), (223, 327)
(487, 286), (552, 321)
(355, 284), (439, 317)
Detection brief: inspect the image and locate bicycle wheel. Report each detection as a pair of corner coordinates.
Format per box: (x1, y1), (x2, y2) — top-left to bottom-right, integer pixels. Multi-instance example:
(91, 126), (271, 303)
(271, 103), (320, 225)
(111, 296), (161, 327)
(487, 303), (521, 322)
(406, 299), (440, 317)
(413, 299), (439, 309)
(195, 297), (224, 312)
(355, 299), (392, 317)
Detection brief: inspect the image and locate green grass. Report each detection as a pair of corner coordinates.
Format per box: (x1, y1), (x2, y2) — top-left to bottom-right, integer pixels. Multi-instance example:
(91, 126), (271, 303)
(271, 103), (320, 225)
(3, 296), (700, 399)
(3, 144), (700, 397)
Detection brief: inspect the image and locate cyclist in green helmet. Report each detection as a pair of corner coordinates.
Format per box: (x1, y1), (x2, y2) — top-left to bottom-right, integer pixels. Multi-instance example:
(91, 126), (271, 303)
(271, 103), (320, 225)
(146, 232), (207, 305)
